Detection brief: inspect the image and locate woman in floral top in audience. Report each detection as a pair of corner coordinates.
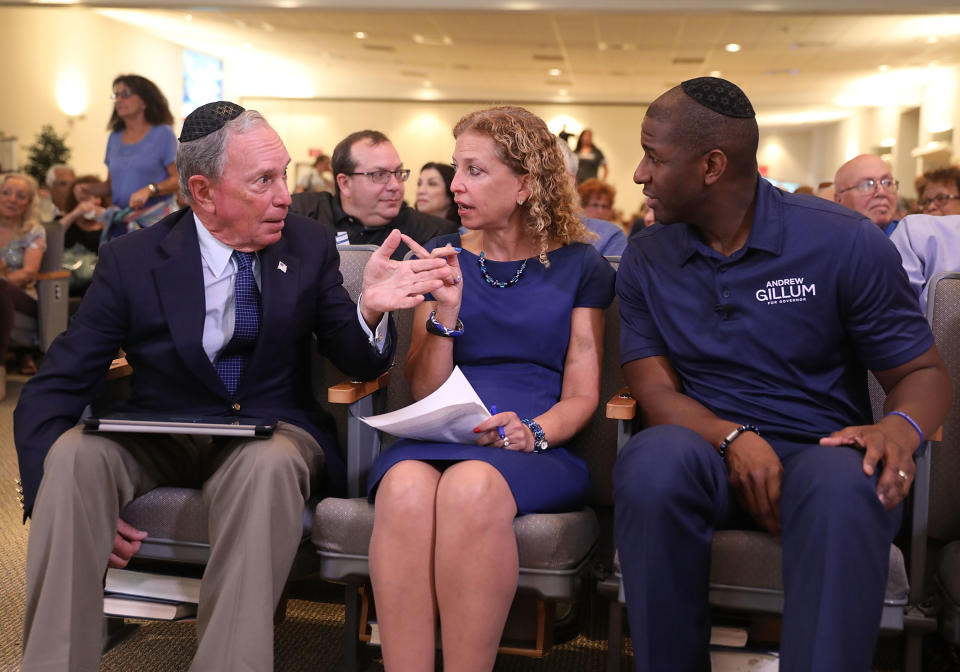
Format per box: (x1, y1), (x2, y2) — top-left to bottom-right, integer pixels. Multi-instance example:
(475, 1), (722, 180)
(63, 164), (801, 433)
(0, 173), (47, 397)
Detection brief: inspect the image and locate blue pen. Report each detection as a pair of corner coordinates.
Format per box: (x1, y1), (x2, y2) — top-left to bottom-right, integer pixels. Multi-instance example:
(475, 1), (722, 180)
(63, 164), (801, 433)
(490, 405), (505, 440)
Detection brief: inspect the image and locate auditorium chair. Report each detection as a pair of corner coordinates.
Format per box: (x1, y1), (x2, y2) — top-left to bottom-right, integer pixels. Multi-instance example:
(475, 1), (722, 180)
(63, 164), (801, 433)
(922, 273), (960, 657)
(312, 256), (624, 669)
(602, 312), (943, 672)
(97, 244), (380, 645)
(11, 219), (71, 352)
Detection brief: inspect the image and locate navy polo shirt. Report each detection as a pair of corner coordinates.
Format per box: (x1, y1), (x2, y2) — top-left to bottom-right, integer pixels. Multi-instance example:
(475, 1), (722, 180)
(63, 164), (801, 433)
(617, 177), (934, 443)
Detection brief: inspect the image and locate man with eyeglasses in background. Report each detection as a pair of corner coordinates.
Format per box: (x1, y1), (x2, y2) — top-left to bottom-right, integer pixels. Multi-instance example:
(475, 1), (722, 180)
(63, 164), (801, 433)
(833, 154), (901, 236)
(291, 130), (457, 259)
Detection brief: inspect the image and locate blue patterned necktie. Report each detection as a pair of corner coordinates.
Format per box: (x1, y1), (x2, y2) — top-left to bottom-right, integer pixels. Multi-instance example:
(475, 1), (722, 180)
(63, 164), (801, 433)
(215, 251), (261, 396)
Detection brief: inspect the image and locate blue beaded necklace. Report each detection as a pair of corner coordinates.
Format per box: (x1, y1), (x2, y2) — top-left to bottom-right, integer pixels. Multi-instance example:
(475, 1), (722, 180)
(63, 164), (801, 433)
(478, 250), (528, 289)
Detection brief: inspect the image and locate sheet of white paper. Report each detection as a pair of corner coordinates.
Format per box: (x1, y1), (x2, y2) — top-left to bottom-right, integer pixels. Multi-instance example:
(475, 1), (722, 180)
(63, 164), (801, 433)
(360, 366), (491, 443)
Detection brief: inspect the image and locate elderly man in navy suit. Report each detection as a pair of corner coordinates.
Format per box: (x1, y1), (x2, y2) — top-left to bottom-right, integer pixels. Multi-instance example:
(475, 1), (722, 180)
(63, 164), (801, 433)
(15, 102), (456, 672)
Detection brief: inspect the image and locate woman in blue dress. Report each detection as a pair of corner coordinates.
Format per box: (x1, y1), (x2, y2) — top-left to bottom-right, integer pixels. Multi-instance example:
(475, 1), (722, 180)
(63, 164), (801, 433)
(367, 106), (616, 671)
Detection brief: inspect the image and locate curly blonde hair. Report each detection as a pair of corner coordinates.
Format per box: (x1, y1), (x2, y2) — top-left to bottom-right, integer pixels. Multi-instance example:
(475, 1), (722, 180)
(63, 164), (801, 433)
(453, 106), (591, 266)
(1, 173), (41, 237)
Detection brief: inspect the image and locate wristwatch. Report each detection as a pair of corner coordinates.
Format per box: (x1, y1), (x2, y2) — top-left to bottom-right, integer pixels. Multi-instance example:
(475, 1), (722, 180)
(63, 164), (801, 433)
(521, 419), (549, 453)
(147, 183), (159, 195)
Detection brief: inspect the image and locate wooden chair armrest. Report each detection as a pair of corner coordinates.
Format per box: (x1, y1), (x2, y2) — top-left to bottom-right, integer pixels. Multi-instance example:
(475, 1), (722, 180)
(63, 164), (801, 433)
(107, 357), (133, 381)
(37, 270), (72, 281)
(931, 426), (943, 442)
(328, 372), (390, 404)
(606, 387), (636, 420)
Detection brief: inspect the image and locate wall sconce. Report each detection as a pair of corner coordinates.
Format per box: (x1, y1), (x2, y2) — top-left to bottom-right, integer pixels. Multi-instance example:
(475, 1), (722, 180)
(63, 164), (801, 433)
(56, 72), (87, 127)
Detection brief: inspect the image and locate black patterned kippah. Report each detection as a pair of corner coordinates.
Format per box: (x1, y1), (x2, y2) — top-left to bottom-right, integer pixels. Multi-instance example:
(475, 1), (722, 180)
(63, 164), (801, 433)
(680, 77), (755, 119)
(178, 101), (245, 142)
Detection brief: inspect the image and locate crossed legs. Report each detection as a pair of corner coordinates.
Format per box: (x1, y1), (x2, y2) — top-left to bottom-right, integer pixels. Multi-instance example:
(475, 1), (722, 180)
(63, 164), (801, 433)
(369, 460), (519, 672)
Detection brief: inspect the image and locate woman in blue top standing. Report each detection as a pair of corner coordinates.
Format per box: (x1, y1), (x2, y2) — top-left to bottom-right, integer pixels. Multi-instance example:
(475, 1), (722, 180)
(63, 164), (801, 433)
(82, 75), (178, 216)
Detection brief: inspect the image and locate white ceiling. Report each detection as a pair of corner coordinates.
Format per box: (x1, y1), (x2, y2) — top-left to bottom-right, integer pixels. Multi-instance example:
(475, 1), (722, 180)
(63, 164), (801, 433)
(34, 1), (960, 124)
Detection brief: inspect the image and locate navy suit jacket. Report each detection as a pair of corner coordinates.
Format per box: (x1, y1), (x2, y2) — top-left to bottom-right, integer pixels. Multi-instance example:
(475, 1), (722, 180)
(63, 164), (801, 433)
(14, 208), (395, 518)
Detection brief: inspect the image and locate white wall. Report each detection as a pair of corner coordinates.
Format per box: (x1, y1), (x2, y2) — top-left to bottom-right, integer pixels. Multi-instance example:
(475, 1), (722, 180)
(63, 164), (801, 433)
(0, 7), (182, 179)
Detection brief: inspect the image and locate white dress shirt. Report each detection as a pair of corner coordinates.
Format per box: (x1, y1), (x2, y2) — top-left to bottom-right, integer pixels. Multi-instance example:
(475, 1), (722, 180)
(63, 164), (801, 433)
(193, 214), (388, 364)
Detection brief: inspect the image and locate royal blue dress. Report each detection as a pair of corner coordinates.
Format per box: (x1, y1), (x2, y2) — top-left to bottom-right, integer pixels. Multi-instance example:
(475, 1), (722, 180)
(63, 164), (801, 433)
(367, 235), (616, 513)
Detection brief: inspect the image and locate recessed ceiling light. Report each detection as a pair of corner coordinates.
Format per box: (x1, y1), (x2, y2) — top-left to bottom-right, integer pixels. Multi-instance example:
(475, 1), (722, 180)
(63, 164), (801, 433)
(709, 70), (722, 77)
(262, 22), (275, 32)
(725, 43), (741, 53)
(442, 36), (453, 46)
(548, 68), (562, 77)
(413, 34), (425, 44)
(558, 89), (568, 96)
(878, 64), (889, 72)
(880, 138), (896, 148)
(185, 14), (192, 21)
(926, 36), (939, 44)
(354, 31), (367, 39)
(597, 42), (608, 51)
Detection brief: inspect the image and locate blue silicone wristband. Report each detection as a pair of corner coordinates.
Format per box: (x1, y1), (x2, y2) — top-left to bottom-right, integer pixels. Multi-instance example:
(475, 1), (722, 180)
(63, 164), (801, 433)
(884, 411), (924, 452)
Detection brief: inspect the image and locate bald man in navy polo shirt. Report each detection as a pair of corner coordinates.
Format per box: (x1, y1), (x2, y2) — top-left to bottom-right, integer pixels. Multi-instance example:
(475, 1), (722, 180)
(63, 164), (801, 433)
(613, 78), (951, 672)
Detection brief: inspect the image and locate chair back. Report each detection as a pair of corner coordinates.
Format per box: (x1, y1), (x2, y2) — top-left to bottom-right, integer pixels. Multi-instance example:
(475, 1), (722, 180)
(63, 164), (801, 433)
(311, 245), (378, 455)
(383, 305), (417, 449)
(41, 220), (65, 272)
(336, 244), (377, 303)
(925, 272), (960, 541)
(570, 257), (623, 508)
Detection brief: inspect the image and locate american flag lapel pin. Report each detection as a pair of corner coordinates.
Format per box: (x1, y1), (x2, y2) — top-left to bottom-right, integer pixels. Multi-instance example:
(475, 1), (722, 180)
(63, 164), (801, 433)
(278, 261), (287, 273)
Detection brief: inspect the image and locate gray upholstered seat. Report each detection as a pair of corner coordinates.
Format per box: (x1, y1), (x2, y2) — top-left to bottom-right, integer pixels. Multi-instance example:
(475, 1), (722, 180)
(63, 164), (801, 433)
(103, 245), (380, 625)
(313, 256), (622, 667)
(925, 273), (960, 649)
(605, 298), (937, 672)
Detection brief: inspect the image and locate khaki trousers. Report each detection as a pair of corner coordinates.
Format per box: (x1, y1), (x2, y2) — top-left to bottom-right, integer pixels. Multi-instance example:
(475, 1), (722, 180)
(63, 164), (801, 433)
(21, 422), (323, 672)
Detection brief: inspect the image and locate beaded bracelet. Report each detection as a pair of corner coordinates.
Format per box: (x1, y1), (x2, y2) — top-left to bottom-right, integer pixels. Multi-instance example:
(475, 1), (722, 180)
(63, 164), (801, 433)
(884, 411), (924, 452)
(425, 310), (464, 337)
(718, 424), (760, 461)
(521, 418), (549, 452)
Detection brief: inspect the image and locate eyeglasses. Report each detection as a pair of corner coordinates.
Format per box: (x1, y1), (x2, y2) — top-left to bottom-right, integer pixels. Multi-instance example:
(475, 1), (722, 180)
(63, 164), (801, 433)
(346, 169), (411, 184)
(835, 177), (899, 196)
(918, 193), (960, 208)
(110, 89), (135, 100)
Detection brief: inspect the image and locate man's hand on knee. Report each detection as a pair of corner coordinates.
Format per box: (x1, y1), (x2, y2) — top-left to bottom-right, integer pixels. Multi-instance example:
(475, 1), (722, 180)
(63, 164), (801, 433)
(725, 434), (783, 536)
(108, 518), (148, 569)
(820, 424), (915, 510)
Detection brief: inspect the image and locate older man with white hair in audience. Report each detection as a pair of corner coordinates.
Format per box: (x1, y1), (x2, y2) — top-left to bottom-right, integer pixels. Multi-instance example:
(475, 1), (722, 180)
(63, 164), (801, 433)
(834, 154), (900, 236)
(45, 164), (75, 215)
